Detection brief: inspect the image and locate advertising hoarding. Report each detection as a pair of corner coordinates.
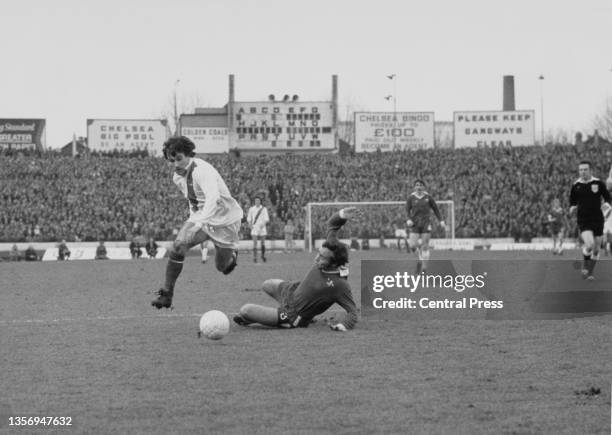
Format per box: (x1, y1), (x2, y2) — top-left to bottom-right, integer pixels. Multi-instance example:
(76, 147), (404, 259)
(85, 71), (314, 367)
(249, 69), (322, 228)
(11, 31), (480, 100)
(354, 112), (434, 152)
(0, 119), (46, 151)
(181, 127), (229, 154)
(87, 119), (170, 155)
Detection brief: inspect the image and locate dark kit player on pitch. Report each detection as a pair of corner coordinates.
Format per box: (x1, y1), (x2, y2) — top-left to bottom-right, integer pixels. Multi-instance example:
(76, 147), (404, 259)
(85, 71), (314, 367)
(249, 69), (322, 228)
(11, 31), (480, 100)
(406, 179), (446, 273)
(569, 160), (611, 280)
(152, 136), (243, 309)
(233, 208), (360, 332)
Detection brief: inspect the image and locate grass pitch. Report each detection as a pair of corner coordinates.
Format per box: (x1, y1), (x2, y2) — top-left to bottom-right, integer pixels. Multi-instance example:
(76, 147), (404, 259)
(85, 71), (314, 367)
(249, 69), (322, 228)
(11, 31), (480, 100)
(1, 250), (611, 434)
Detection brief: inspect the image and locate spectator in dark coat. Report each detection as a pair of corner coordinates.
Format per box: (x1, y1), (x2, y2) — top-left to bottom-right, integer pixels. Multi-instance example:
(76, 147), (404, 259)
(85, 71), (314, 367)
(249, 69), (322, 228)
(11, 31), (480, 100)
(57, 240), (70, 260)
(95, 241), (109, 260)
(25, 245), (38, 261)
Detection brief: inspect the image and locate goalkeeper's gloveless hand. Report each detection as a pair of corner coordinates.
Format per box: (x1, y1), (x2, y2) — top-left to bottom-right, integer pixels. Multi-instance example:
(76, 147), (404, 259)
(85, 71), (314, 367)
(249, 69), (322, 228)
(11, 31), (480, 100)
(406, 219), (414, 227)
(340, 207), (364, 221)
(330, 323), (347, 332)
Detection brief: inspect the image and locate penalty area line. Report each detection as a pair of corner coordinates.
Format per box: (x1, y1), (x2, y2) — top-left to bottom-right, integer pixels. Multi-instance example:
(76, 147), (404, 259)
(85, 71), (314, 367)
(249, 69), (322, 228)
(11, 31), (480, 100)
(0, 313), (202, 326)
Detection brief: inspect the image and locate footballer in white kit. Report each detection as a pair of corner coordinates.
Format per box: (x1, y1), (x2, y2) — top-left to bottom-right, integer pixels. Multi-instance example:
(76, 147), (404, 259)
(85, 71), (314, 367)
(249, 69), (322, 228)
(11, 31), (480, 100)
(152, 136), (244, 309)
(247, 196), (270, 262)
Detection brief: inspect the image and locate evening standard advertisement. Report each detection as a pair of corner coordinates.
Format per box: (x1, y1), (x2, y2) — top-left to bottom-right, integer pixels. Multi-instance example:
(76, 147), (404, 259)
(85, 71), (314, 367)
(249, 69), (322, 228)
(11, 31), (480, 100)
(87, 119), (170, 155)
(354, 112), (434, 152)
(232, 101), (335, 150)
(0, 119), (46, 151)
(454, 110), (535, 147)
(181, 127), (229, 154)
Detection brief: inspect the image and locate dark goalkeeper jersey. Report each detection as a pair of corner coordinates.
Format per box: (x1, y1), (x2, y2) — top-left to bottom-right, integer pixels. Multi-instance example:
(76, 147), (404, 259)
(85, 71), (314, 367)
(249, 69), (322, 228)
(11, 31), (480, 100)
(406, 192), (442, 225)
(287, 213), (358, 329)
(548, 207), (566, 228)
(569, 177), (611, 223)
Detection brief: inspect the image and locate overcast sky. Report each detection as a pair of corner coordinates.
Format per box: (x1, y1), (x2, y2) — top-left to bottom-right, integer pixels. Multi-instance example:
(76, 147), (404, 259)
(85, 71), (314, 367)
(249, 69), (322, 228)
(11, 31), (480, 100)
(1, 0), (611, 148)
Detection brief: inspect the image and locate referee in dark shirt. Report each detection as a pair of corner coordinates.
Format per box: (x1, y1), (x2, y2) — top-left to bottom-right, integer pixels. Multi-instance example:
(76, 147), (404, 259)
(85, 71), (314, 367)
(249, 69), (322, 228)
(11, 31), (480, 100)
(569, 161), (611, 279)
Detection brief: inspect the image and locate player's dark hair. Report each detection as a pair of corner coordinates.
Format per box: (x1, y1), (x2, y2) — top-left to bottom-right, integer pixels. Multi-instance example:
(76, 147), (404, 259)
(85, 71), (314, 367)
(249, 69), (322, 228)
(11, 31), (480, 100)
(578, 160), (591, 168)
(322, 240), (349, 268)
(414, 179), (425, 186)
(162, 136), (196, 160)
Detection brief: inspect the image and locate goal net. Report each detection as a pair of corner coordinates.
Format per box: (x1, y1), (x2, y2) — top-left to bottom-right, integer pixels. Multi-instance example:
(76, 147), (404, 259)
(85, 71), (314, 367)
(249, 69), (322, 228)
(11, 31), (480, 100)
(305, 201), (455, 252)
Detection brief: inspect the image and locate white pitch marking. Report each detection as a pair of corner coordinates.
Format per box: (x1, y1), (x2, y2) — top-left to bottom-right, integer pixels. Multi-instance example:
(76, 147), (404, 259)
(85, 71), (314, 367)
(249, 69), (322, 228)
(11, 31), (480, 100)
(0, 313), (202, 326)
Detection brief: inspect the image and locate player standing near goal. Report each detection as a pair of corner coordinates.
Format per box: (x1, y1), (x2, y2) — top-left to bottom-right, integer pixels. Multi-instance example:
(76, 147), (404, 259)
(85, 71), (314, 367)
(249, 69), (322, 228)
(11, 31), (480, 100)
(233, 208), (359, 331)
(568, 161), (611, 280)
(547, 198), (568, 255)
(406, 179), (445, 273)
(151, 136), (243, 309)
(247, 196), (269, 263)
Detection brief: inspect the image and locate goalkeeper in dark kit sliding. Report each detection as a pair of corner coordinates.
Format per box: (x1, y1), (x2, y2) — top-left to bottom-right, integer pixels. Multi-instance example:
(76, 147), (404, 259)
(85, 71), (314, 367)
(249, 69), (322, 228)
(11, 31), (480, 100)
(233, 208), (360, 331)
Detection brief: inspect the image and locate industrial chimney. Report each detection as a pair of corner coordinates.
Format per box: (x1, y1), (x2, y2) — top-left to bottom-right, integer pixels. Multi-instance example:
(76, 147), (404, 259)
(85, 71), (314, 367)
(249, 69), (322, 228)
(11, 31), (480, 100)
(503, 75), (515, 111)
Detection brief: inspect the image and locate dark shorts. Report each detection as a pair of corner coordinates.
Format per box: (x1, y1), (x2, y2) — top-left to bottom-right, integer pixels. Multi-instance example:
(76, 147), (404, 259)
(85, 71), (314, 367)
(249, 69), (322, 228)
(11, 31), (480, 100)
(578, 219), (604, 237)
(277, 281), (309, 328)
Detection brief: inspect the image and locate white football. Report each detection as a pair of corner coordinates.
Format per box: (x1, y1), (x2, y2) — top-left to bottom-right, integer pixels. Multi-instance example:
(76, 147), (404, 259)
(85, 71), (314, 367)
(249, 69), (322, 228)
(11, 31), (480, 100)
(199, 310), (230, 340)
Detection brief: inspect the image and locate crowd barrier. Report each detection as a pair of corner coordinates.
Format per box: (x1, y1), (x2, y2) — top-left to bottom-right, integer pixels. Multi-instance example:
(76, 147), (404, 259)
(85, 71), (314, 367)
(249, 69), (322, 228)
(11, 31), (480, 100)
(0, 238), (580, 261)
(40, 247), (167, 261)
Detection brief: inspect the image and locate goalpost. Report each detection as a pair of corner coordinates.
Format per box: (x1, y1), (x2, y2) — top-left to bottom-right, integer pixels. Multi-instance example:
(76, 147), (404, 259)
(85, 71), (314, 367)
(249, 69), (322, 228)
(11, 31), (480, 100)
(305, 201), (455, 253)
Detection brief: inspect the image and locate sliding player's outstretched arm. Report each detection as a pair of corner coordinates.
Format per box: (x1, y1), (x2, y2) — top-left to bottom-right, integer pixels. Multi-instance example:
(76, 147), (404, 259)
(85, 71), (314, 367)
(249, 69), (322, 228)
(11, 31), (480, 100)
(323, 207), (360, 331)
(325, 207), (360, 242)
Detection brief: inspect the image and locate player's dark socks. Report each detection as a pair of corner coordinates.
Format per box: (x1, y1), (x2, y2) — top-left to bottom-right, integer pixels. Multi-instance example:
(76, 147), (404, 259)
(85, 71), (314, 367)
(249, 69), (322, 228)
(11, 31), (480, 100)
(164, 251), (185, 292)
(582, 255), (591, 269)
(587, 256), (598, 275)
(261, 244), (266, 261)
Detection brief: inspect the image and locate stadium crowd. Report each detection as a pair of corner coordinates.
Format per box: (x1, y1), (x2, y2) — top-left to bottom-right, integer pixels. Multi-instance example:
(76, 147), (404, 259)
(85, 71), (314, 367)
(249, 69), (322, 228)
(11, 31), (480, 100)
(1, 143), (611, 243)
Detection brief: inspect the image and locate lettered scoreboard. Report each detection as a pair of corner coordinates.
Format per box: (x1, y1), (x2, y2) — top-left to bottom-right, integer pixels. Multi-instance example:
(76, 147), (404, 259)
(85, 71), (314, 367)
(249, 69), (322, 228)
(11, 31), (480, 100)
(232, 102), (335, 150)
(354, 112), (434, 153)
(453, 110), (535, 148)
(87, 119), (170, 155)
